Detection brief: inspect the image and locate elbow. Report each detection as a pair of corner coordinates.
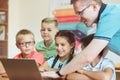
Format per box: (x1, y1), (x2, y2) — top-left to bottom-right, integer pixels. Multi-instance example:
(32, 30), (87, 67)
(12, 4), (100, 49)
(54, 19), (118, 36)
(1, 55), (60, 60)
(101, 75), (112, 80)
(102, 77), (111, 80)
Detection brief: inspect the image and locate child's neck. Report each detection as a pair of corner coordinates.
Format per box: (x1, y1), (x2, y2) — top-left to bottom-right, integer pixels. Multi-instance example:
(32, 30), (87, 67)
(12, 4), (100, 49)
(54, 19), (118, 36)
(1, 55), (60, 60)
(59, 54), (70, 62)
(44, 40), (52, 47)
(22, 54), (30, 58)
(90, 56), (101, 67)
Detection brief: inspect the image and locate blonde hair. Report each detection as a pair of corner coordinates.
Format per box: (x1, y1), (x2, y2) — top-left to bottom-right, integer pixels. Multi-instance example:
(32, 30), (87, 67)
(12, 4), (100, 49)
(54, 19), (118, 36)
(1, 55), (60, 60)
(71, 0), (103, 6)
(16, 29), (35, 42)
(41, 17), (58, 28)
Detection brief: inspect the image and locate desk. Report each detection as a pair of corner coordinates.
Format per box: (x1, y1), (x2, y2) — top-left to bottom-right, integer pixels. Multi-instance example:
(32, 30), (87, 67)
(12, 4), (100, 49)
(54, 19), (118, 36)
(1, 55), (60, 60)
(115, 63), (120, 80)
(0, 62), (64, 80)
(0, 61), (9, 80)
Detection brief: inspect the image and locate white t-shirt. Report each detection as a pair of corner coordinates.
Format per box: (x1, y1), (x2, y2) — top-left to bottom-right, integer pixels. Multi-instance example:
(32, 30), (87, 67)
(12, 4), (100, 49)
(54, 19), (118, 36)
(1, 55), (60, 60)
(83, 57), (116, 80)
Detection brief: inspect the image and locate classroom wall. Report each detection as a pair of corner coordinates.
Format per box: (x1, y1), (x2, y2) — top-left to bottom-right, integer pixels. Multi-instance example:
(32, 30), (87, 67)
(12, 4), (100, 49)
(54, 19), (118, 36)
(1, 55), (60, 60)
(8, 0), (120, 64)
(8, 0), (50, 58)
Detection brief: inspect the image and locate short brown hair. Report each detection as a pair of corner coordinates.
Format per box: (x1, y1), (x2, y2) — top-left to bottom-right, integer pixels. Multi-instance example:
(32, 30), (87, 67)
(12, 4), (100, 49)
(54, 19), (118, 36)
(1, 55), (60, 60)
(41, 17), (58, 28)
(80, 34), (104, 57)
(16, 29), (35, 42)
(71, 0), (103, 6)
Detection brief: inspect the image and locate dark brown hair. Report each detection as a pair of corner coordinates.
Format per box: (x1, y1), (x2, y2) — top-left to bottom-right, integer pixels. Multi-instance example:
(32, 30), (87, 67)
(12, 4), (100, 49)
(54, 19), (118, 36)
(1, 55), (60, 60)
(80, 34), (104, 57)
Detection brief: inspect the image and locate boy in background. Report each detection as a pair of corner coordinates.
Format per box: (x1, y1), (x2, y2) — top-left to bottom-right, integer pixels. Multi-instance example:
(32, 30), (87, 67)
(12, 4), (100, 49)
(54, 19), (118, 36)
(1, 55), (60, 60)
(67, 34), (116, 80)
(35, 17), (58, 60)
(14, 29), (44, 66)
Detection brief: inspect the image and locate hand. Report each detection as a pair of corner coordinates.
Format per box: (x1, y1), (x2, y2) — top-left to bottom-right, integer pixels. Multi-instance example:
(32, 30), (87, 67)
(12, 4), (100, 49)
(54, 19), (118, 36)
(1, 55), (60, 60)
(41, 71), (60, 78)
(77, 69), (85, 74)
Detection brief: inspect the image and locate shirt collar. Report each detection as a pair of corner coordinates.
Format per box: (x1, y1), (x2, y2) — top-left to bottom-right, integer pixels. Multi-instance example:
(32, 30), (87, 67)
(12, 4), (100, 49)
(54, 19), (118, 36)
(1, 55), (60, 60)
(42, 40), (56, 49)
(96, 3), (107, 23)
(89, 57), (103, 69)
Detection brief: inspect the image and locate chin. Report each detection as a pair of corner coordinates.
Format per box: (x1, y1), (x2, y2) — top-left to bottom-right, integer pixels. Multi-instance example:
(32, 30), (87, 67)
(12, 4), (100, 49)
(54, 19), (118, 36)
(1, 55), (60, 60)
(86, 23), (94, 27)
(58, 54), (64, 57)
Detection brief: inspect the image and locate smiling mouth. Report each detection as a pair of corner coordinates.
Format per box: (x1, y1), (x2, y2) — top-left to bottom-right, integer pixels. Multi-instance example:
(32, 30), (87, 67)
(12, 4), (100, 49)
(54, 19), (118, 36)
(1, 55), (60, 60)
(58, 51), (64, 54)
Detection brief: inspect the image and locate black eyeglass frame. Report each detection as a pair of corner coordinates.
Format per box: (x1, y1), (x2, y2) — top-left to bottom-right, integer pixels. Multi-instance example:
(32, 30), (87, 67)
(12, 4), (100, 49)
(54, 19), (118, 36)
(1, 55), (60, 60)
(76, 4), (90, 16)
(18, 41), (35, 47)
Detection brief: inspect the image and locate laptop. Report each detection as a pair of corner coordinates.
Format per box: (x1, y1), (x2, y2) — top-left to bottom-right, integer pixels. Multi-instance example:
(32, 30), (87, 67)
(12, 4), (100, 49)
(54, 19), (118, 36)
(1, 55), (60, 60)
(0, 58), (44, 80)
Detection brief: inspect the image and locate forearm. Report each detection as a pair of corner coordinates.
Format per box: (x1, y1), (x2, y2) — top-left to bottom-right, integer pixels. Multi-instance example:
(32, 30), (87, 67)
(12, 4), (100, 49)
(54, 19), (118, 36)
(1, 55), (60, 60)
(67, 72), (92, 80)
(80, 69), (112, 80)
(59, 39), (108, 75)
(59, 53), (90, 75)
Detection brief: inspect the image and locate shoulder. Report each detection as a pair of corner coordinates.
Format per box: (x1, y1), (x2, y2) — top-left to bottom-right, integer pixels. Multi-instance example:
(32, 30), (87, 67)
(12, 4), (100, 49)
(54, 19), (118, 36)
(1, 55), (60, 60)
(36, 40), (44, 46)
(47, 56), (56, 67)
(102, 58), (114, 64)
(47, 56), (56, 62)
(32, 51), (44, 57)
(13, 53), (22, 58)
(104, 4), (120, 14)
(35, 41), (45, 50)
(101, 58), (115, 70)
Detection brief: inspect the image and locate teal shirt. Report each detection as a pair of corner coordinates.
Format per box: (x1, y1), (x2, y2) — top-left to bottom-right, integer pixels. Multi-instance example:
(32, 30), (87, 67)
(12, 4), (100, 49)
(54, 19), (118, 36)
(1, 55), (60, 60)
(35, 40), (57, 60)
(94, 3), (120, 55)
(47, 56), (68, 69)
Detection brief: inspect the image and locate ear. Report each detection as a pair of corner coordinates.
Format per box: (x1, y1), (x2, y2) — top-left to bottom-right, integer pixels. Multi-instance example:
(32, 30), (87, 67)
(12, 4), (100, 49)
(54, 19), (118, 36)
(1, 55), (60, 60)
(56, 29), (59, 33)
(71, 43), (75, 49)
(16, 43), (20, 48)
(91, 1), (98, 11)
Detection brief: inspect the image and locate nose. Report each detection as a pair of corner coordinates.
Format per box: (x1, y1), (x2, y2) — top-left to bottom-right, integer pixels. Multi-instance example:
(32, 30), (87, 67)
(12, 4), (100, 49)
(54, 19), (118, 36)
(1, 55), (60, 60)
(25, 43), (29, 47)
(77, 15), (84, 22)
(56, 45), (62, 50)
(44, 30), (48, 33)
(76, 14), (81, 21)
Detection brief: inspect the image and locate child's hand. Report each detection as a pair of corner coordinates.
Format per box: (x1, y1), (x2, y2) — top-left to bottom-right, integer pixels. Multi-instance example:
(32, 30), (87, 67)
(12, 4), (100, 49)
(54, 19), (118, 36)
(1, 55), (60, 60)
(39, 67), (45, 72)
(77, 69), (85, 74)
(41, 71), (60, 78)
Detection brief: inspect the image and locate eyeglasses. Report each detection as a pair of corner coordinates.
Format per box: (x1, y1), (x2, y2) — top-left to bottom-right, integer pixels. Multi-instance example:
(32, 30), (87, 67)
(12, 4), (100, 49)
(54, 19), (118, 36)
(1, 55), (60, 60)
(18, 41), (35, 47)
(76, 5), (90, 16)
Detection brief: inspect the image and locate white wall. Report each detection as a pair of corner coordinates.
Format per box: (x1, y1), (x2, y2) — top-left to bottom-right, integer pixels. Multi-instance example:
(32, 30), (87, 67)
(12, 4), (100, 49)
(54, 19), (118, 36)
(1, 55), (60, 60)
(8, 0), (120, 64)
(8, 0), (50, 58)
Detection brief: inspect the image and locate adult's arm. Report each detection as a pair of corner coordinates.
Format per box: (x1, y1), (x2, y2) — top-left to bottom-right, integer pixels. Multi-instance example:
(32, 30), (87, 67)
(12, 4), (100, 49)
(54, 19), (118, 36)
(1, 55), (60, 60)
(59, 39), (109, 75)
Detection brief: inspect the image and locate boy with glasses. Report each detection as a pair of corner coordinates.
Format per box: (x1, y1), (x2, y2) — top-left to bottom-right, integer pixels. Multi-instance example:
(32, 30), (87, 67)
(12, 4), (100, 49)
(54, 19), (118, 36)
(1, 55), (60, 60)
(14, 29), (44, 66)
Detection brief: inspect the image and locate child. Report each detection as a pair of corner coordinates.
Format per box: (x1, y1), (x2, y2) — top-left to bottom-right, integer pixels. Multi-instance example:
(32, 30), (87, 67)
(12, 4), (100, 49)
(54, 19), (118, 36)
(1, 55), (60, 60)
(67, 34), (116, 80)
(39, 30), (75, 71)
(35, 17), (58, 60)
(14, 29), (44, 66)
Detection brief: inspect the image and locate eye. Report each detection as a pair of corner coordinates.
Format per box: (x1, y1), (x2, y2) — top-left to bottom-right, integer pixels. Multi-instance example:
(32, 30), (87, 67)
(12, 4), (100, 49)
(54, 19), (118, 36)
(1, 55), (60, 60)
(61, 43), (65, 46)
(41, 28), (45, 31)
(19, 42), (25, 46)
(27, 42), (32, 45)
(48, 29), (52, 32)
(55, 43), (58, 46)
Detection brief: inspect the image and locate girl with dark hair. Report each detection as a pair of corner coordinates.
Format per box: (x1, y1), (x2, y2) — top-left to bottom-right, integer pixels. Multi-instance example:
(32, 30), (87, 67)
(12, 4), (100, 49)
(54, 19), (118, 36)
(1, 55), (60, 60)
(40, 30), (75, 71)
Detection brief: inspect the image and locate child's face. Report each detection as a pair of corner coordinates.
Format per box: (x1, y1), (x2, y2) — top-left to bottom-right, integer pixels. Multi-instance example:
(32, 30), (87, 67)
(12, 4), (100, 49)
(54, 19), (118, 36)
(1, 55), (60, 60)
(81, 43), (85, 50)
(40, 22), (58, 42)
(16, 34), (35, 56)
(55, 36), (74, 58)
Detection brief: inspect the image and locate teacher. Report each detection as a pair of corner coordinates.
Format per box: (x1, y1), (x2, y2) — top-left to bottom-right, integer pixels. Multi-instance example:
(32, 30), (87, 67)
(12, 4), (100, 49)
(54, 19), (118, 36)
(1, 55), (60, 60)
(47, 0), (120, 77)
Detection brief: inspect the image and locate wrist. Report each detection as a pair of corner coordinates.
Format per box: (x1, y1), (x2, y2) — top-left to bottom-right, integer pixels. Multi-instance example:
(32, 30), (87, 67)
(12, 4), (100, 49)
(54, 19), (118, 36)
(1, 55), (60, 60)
(56, 70), (63, 77)
(77, 69), (85, 74)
